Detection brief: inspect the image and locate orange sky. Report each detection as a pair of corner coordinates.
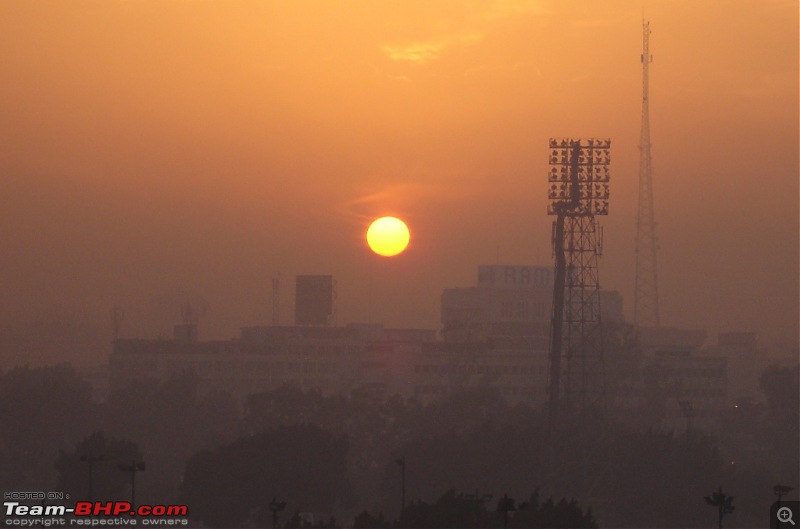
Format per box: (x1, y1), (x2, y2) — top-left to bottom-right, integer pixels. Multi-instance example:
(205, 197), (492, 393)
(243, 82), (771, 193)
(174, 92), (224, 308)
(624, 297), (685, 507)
(0, 0), (797, 354)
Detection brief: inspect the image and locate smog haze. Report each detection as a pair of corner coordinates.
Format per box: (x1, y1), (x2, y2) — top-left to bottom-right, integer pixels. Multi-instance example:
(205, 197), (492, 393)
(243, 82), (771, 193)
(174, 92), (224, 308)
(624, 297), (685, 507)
(0, 0), (797, 364)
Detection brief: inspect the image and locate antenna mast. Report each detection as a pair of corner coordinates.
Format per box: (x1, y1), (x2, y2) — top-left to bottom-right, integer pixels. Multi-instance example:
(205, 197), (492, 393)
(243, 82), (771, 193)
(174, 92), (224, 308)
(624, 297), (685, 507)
(272, 274), (281, 326)
(634, 20), (660, 327)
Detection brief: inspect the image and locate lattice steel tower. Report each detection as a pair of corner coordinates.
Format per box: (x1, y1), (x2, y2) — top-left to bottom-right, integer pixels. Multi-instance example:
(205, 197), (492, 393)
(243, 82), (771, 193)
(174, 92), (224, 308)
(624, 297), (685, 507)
(547, 138), (611, 421)
(634, 20), (660, 327)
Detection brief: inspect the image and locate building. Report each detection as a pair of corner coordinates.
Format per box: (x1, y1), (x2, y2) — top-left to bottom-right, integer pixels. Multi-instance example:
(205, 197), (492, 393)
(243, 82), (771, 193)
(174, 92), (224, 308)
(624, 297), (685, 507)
(611, 326), (728, 433)
(110, 323), (435, 402)
(416, 265), (624, 406)
(109, 265), (625, 408)
(108, 267), (728, 433)
(441, 265), (622, 342)
(716, 331), (761, 402)
(295, 275), (335, 326)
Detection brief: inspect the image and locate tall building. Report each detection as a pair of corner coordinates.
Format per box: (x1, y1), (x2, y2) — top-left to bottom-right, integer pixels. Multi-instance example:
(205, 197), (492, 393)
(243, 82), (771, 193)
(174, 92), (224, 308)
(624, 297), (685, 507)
(106, 266), (726, 432)
(442, 265), (622, 343)
(295, 275), (335, 326)
(717, 331), (760, 402)
(612, 326), (728, 433)
(111, 322), (436, 401)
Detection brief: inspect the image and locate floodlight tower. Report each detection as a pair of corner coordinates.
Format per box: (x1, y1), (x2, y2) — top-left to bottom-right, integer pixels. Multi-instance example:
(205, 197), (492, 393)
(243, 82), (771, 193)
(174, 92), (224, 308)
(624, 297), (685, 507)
(634, 20), (660, 327)
(547, 138), (611, 422)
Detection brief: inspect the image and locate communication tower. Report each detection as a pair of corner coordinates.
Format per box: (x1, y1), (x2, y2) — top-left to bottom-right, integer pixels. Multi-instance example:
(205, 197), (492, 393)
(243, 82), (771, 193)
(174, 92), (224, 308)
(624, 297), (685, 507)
(272, 274), (281, 326)
(547, 138), (611, 422)
(634, 20), (661, 327)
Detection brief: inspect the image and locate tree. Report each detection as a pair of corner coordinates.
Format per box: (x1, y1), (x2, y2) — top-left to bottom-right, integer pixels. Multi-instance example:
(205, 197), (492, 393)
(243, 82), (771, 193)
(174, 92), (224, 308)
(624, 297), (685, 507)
(704, 487), (734, 529)
(0, 364), (99, 488)
(398, 489), (495, 529)
(605, 429), (726, 527)
(105, 373), (240, 504)
(181, 425), (352, 528)
(54, 431), (142, 501)
(514, 493), (597, 529)
(759, 364), (800, 479)
(352, 510), (389, 529)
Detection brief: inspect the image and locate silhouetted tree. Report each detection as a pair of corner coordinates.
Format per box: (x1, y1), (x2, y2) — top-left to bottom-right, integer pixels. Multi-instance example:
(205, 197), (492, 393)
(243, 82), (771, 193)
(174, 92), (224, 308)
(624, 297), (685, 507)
(378, 417), (548, 516)
(181, 425), (352, 528)
(514, 492), (597, 528)
(398, 489), (496, 528)
(395, 488), (596, 529)
(759, 364), (800, 479)
(605, 429), (725, 527)
(352, 510), (389, 529)
(54, 431), (142, 500)
(0, 364), (99, 488)
(105, 373), (240, 504)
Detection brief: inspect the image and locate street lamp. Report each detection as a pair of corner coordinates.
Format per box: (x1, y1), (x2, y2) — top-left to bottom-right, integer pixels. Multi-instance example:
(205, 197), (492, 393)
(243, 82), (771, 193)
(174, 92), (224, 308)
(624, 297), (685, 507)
(395, 457), (406, 515)
(705, 486), (734, 529)
(268, 497), (287, 529)
(79, 454), (103, 502)
(118, 460), (145, 507)
(497, 494), (516, 529)
(464, 490), (492, 526)
(775, 485), (794, 504)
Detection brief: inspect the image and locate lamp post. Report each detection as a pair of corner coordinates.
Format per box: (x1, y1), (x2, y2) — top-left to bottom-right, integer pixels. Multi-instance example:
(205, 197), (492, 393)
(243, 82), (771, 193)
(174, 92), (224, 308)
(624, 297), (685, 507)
(268, 497), (286, 529)
(775, 485), (794, 504)
(79, 454), (103, 502)
(497, 494), (516, 529)
(395, 457), (406, 515)
(705, 486), (734, 529)
(465, 489), (492, 526)
(118, 460), (145, 507)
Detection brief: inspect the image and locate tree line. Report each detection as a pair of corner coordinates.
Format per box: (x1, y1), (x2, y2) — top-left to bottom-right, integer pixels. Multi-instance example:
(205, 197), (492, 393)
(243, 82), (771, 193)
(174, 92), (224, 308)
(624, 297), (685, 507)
(0, 363), (796, 527)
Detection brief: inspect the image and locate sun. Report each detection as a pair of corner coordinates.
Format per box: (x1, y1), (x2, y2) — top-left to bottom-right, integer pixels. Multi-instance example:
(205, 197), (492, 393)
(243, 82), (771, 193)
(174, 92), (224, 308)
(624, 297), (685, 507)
(366, 216), (410, 257)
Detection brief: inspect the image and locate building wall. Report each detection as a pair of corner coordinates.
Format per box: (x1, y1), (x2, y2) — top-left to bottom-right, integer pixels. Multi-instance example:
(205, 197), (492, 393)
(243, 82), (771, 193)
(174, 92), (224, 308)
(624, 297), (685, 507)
(107, 266), (726, 433)
(109, 322), (553, 408)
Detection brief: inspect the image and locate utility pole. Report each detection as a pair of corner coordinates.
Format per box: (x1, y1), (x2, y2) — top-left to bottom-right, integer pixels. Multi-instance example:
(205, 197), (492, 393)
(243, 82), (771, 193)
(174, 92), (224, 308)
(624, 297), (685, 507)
(80, 454), (103, 502)
(395, 457), (406, 515)
(775, 485), (794, 504)
(705, 486), (735, 529)
(466, 490), (493, 527)
(497, 494), (516, 529)
(272, 275), (281, 326)
(268, 497), (286, 529)
(118, 460), (145, 508)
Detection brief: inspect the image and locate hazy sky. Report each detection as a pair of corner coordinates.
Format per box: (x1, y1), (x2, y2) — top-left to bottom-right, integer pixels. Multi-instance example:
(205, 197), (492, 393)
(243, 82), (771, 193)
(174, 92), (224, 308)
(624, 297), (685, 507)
(1, 0), (797, 352)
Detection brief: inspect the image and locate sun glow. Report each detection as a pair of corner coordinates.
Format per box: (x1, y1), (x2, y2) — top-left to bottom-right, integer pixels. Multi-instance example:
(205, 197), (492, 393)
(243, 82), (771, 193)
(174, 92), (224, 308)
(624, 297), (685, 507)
(366, 217), (410, 257)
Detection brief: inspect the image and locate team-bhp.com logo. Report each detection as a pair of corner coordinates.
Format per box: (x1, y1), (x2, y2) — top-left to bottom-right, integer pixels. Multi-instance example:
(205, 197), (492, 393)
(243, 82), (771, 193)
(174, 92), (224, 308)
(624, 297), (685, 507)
(4, 501), (189, 526)
(73, 503), (187, 517)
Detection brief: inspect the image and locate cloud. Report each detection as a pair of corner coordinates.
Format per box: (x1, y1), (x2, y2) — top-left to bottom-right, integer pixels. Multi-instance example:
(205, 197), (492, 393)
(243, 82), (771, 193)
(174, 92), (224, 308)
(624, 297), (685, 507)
(381, 0), (545, 64)
(381, 30), (483, 64)
(334, 180), (482, 221)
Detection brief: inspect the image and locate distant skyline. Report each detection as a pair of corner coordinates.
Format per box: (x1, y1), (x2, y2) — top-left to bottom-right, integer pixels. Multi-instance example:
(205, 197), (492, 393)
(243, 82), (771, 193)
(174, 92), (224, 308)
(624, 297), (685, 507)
(0, 0), (797, 357)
